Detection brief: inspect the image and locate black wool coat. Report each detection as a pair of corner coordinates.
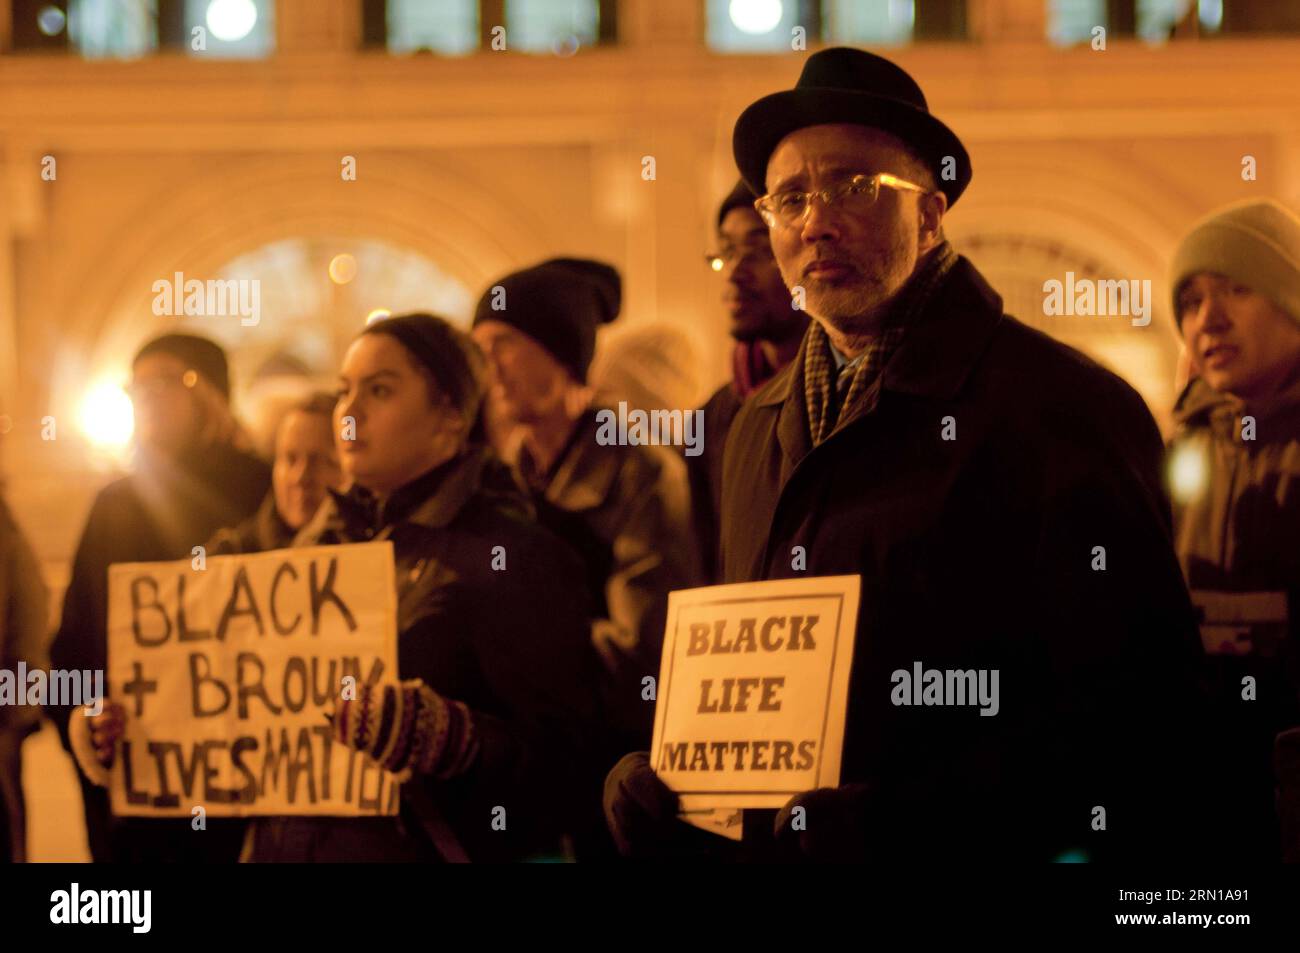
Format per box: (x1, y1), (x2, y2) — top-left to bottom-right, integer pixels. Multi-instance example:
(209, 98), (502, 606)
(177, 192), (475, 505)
(687, 381), (744, 584)
(248, 446), (602, 862)
(719, 256), (1213, 862)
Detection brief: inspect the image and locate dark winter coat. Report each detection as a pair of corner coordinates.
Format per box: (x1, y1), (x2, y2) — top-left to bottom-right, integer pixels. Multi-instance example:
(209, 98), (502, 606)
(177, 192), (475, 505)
(48, 447), (269, 862)
(1167, 372), (1300, 859)
(718, 255), (1213, 862)
(246, 445), (602, 862)
(687, 382), (744, 584)
(516, 407), (699, 748)
(207, 490), (296, 556)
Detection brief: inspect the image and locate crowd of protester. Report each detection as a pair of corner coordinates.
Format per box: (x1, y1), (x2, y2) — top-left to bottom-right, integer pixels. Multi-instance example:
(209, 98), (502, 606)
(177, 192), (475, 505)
(2, 47), (1298, 863)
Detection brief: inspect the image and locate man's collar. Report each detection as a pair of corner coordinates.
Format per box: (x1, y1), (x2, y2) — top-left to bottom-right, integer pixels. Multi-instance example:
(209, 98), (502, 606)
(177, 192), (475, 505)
(756, 254), (1004, 409)
(521, 406), (623, 511)
(517, 410), (589, 492)
(881, 255), (1003, 399)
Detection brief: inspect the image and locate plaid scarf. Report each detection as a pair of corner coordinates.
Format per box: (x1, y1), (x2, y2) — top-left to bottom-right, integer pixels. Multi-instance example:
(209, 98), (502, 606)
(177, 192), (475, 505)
(804, 242), (958, 445)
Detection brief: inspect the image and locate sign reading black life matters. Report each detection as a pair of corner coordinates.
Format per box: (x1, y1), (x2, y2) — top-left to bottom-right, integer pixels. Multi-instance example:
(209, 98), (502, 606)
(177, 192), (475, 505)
(107, 542), (400, 817)
(651, 575), (861, 813)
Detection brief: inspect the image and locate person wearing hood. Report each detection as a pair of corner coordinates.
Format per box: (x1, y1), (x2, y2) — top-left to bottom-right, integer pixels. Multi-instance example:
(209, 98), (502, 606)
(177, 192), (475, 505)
(50, 332), (269, 862)
(1166, 198), (1300, 860)
(690, 181), (808, 582)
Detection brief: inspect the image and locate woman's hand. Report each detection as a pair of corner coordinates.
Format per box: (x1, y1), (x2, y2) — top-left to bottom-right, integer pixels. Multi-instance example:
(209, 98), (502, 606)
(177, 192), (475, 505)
(87, 701), (126, 767)
(328, 680), (479, 780)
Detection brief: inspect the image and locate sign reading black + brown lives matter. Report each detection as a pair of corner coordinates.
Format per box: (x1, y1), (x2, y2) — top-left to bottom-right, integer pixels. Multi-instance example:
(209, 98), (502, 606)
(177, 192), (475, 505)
(106, 542), (399, 817)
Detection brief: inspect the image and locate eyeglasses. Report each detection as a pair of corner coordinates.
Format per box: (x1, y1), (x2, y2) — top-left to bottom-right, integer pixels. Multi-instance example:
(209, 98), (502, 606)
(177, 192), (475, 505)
(703, 242), (776, 271)
(754, 172), (931, 228)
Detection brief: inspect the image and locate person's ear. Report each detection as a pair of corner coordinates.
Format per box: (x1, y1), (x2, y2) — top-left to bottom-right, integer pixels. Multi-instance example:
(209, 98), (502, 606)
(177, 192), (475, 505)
(563, 378), (595, 418)
(918, 190), (947, 252)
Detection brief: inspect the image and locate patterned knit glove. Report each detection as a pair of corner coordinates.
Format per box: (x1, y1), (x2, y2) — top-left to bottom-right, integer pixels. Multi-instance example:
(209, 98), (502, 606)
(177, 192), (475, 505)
(330, 679), (479, 780)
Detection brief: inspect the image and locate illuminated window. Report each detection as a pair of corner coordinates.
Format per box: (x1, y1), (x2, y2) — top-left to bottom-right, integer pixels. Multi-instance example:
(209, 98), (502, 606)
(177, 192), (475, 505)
(1137, 0), (1223, 40)
(1047, 0), (1106, 46)
(386, 0), (478, 55)
(1047, 0), (1294, 43)
(823, 0), (914, 45)
(706, 0), (963, 52)
(69, 0), (159, 59)
(363, 0), (614, 55)
(505, 0), (600, 53)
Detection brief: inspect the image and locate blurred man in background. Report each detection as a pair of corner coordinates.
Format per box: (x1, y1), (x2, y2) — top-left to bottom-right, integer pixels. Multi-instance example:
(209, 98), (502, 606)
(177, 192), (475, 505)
(690, 180), (808, 582)
(472, 258), (697, 747)
(49, 332), (268, 862)
(0, 489), (49, 863)
(208, 391), (344, 554)
(473, 259), (698, 856)
(1167, 198), (1300, 860)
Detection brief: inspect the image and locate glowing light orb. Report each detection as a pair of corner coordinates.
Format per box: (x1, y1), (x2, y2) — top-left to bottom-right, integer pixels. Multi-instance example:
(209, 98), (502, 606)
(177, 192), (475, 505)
(37, 5), (66, 36)
(329, 253), (358, 285)
(729, 0), (783, 35)
(1168, 441), (1208, 503)
(79, 382), (135, 450)
(206, 0), (258, 43)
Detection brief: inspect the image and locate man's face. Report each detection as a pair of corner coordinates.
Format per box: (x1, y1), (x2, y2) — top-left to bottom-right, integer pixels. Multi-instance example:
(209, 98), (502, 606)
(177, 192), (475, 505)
(471, 320), (571, 426)
(130, 352), (201, 456)
(717, 207), (802, 343)
(1178, 272), (1300, 401)
(764, 124), (943, 335)
(273, 409), (344, 530)
(334, 333), (460, 495)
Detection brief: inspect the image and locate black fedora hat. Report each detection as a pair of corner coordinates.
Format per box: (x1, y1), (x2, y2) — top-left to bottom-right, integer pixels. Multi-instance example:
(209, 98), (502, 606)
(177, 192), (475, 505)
(733, 47), (971, 208)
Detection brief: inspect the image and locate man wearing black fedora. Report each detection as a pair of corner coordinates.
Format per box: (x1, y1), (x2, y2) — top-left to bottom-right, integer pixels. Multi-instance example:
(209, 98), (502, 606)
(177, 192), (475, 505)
(605, 48), (1215, 862)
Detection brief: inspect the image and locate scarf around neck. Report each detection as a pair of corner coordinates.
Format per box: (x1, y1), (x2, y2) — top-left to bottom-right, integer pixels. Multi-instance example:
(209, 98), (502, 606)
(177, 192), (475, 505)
(803, 241), (957, 445)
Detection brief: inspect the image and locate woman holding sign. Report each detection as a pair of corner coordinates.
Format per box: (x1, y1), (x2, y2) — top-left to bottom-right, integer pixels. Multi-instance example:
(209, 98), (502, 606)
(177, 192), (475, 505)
(244, 312), (602, 861)
(80, 314), (602, 862)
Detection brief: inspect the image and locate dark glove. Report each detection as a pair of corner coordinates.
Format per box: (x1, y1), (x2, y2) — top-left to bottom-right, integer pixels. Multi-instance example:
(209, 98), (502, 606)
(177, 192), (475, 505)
(774, 782), (874, 861)
(330, 679), (479, 780)
(603, 752), (682, 857)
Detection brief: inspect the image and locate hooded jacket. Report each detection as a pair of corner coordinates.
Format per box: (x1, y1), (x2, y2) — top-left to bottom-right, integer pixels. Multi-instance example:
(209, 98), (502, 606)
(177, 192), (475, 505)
(1167, 372), (1300, 859)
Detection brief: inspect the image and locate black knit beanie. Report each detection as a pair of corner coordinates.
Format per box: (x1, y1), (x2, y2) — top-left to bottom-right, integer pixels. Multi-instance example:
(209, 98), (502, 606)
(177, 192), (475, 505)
(717, 179), (758, 229)
(133, 333), (230, 398)
(471, 257), (621, 383)
(361, 312), (487, 431)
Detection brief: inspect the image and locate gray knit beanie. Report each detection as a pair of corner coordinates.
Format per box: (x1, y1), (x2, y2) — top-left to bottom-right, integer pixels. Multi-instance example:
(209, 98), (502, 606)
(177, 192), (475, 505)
(1170, 198), (1300, 331)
